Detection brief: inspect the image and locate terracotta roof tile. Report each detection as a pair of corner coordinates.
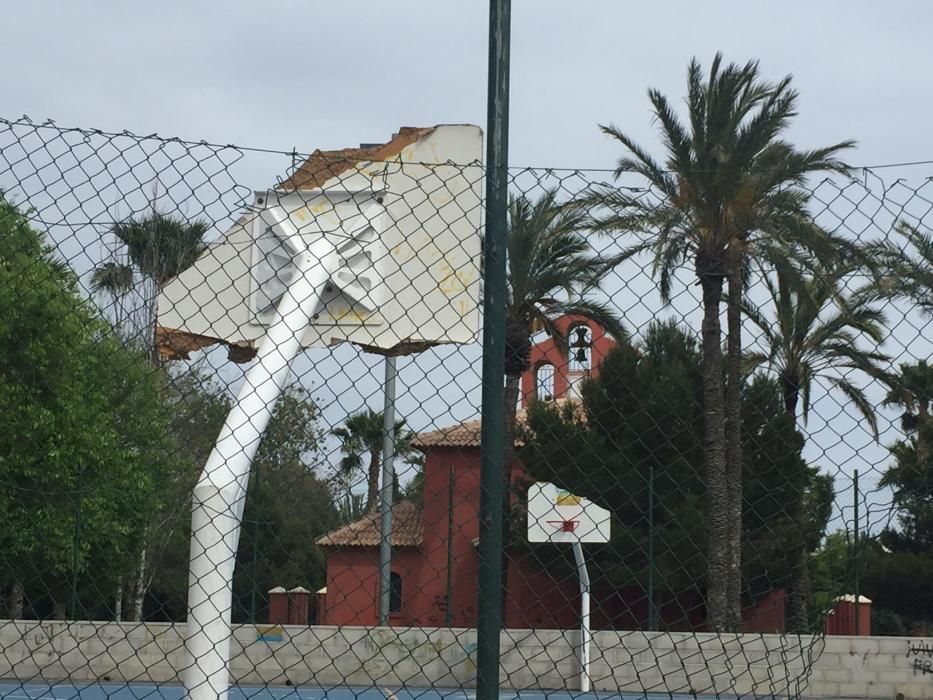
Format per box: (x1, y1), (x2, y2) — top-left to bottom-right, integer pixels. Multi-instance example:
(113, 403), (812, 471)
(281, 127), (437, 191)
(412, 399), (582, 449)
(316, 501), (422, 548)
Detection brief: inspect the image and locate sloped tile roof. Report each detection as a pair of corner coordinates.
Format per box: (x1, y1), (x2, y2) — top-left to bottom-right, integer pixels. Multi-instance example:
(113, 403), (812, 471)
(316, 501), (422, 548)
(412, 399), (583, 449)
(411, 417), (485, 448)
(281, 127), (437, 191)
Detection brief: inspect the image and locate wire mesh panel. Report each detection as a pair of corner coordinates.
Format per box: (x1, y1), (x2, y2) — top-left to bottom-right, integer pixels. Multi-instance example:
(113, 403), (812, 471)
(1, 114), (932, 700)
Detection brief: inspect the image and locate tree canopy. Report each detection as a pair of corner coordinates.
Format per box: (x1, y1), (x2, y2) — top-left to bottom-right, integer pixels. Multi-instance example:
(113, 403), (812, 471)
(520, 321), (833, 629)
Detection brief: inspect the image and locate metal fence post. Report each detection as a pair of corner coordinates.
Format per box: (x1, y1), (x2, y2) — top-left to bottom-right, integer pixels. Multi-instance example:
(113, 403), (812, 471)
(853, 469), (860, 635)
(379, 355), (398, 626)
(476, 0), (511, 698)
(648, 464), (657, 630)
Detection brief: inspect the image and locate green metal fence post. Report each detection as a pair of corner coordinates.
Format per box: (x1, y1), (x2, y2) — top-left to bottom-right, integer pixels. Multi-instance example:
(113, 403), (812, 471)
(249, 462), (261, 624)
(853, 469), (860, 635)
(476, 1), (511, 698)
(648, 465), (657, 630)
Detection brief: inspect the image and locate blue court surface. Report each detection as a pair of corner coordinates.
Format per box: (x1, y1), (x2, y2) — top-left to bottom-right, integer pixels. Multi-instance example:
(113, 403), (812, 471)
(0, 682), (723, 700)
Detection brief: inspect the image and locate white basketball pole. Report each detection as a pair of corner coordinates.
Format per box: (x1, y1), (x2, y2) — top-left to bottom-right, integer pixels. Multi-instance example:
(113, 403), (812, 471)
(572, 541), (592, 693)
(183, 210), (338, 700)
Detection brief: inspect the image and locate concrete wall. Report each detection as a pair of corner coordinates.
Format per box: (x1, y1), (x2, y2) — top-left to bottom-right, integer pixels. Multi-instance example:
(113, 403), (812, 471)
(0, 621), (931, 699)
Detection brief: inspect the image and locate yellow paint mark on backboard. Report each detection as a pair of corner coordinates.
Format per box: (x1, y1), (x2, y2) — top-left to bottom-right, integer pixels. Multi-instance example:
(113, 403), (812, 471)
(437, 262), (476, 297)
(295, 208), (308, 222)
(555, 491), (581, 507)
(310, 202), (328, 215)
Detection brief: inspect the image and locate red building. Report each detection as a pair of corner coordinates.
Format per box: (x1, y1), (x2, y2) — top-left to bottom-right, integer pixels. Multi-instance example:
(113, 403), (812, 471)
(316, 316), (785, 632)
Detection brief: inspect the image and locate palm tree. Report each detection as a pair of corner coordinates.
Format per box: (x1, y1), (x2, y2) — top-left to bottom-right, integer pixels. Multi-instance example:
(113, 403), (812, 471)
(90, 211), (208, 620)
(501, 189), (627, 620)
(883, 360), (933, 463)
(332, 410), (416, 512)
(587, 53), (854, 630)
(866, 221), (933, 313)
(504, 189), (627, 471)
(745, 263), (888, 631)
(92, 212), (208, 360)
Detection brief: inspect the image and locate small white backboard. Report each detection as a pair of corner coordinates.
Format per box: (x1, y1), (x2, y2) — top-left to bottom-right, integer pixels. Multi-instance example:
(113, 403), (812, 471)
(527, 481), (611, 544)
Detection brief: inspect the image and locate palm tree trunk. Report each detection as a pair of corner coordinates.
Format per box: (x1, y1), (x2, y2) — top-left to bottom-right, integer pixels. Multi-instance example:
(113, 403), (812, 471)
(700, 275), (730, 633)
(8, 580), (24, 619)
(725, 254), (744, 631)
(501, 372), (523, 622)
(366, 449), (381, 512)
(782, 376), (810, 634)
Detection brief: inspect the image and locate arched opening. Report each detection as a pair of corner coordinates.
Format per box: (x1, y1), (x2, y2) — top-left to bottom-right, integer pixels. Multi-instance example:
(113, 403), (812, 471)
(535, 362), (556, 402)
(567, 324), (592, 400)
(568, 324), (593, 373)
(389, 572), (402, 613)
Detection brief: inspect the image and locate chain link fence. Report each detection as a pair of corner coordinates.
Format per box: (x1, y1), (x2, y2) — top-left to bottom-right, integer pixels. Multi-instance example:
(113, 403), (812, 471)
(0, 115), (931, 699)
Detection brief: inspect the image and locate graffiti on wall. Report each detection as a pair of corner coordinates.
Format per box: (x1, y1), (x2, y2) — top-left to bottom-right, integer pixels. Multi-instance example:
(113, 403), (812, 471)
(907, 639), (933, 677)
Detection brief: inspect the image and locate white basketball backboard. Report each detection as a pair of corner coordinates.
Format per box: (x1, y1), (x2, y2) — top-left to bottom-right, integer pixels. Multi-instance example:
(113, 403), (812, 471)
(155, 125), (483, 358)
(527, 481), (611, 544)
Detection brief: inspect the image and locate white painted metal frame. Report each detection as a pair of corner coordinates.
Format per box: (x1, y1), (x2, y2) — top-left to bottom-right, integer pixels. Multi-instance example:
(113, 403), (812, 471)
(183, 202), (367, 700)
(526, 482), (610, 692)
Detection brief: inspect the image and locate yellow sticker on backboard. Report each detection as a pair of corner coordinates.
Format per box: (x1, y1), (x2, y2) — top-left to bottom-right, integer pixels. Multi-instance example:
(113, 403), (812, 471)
(555, 491), (581, 507)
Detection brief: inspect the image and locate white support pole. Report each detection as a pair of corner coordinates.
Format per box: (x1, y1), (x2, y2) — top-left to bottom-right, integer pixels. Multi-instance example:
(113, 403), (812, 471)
(183, 225), (337, 700)
(572, 541), (591, 693)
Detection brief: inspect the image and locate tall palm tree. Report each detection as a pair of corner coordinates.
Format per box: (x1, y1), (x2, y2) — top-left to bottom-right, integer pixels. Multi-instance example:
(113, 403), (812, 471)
(90, 211), (208, 620)
(587, 53), (854, 630)
(332, 410), (416, 512)
(880, 361), (933, 549)
(745, 263), (888, 631)
(92, 212), (209, 360)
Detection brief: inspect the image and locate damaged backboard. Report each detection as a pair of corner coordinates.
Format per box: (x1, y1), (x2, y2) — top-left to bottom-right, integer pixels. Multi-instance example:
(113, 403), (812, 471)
(155, 125), (483, 359)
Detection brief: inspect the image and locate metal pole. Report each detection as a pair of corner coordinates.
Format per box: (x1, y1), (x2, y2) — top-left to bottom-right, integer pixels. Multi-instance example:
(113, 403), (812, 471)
(572, 542), (592, 693)
(476, 1), (511, 698)
(648, 465), (656, 631)
(184, 225), (338, 700)
(853, 469), (860, 635)
(445, 465), (455, 627)
(379, 355), (398, 626)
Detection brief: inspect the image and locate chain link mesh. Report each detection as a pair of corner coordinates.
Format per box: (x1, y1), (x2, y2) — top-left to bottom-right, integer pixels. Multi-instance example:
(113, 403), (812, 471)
(1, 115), (931, 699)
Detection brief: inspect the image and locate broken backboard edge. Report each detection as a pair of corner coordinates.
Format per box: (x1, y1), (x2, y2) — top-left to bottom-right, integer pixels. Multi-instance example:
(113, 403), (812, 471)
(156, 325), (448, 362)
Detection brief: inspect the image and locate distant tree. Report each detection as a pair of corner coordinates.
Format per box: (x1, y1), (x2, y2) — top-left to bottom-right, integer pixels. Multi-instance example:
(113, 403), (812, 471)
(0, 196), (179, 619)
(745, 262), (884, 630)
(521, 322), (828, 629)
(145, 382), (336, 622)
(866, 221), (933, 313)
(234, 385), (337, 622)
(848, 361), (933, 634)
(332, 410), (417, 512)
(91, 211), (208, 357)
(588, 54), (854, 630)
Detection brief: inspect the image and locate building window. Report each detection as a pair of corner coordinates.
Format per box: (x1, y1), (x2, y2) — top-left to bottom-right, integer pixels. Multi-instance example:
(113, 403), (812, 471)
(535, 363), (555, 401)
(390, 572), (402, 613)
(568, 325), (592, 373)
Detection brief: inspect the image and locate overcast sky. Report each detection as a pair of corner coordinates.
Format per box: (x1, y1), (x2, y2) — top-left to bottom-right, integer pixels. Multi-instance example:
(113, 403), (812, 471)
(6, 1), (933, 171)
(5, 1), (933, 528)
